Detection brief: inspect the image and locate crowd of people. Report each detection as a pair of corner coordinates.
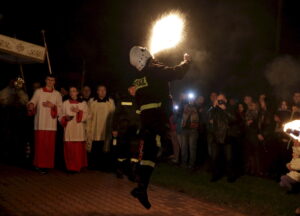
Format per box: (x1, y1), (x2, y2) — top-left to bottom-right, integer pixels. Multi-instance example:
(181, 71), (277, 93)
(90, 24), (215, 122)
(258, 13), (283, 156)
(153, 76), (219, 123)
(172, 90), (300, 186)
(1, 74), (300, 192)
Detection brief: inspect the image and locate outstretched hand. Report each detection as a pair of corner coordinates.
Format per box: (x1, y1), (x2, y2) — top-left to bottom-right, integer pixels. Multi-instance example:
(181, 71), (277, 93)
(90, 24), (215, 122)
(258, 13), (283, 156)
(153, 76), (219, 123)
(184, 53), (191, 62)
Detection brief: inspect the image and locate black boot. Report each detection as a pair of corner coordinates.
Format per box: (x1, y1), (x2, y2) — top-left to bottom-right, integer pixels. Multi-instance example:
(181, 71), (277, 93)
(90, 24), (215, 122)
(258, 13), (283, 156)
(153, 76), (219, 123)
(131, 165), (153, 209)
(131, 186), (151, 209)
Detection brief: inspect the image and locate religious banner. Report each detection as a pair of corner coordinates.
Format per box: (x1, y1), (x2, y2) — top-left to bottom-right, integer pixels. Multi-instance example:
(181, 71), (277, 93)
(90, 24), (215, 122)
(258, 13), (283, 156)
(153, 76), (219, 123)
(0, 34), (46, 63)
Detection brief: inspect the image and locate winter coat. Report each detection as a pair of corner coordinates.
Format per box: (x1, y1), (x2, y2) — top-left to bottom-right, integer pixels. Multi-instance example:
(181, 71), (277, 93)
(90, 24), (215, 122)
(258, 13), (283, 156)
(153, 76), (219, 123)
(207, 106), (236, 144)
(258, 110), (275, 141)
(181, 104), (199, 129)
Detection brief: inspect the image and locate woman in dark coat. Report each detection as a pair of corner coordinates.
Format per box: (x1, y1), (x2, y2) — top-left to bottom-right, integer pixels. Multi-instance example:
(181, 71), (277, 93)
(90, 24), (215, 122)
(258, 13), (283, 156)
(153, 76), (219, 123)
(244, 102), (259, 175)
(257, 97), (275, 177)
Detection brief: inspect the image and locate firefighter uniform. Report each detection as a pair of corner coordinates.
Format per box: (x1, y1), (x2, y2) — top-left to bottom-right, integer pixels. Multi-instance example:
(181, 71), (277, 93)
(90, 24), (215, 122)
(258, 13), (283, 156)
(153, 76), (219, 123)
(132, 58), (190, 209)
(112, 93), (140, 180)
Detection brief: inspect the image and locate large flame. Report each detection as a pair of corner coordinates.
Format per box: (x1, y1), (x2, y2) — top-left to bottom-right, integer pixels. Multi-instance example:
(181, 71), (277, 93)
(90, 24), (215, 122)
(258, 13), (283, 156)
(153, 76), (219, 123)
(284, 120), (300, 141)
(149, 12), (185, 55)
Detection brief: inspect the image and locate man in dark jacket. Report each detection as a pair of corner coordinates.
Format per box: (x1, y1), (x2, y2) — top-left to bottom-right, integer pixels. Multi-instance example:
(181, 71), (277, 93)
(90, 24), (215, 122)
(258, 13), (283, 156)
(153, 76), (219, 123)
(207, 93), (236, 182)
(129, 46), (191, 209)
(112, 85), (140, 180)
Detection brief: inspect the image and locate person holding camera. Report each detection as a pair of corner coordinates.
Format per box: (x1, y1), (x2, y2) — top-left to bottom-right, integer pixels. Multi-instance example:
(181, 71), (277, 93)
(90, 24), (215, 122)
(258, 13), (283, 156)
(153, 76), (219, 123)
(207, 93), (236, 182)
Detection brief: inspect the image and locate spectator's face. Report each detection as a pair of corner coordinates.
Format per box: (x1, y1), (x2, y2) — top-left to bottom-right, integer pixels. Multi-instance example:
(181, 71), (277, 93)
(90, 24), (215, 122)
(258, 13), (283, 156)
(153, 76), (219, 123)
(249, 102), (257, 111)
(69, 87), (78, 99)
(82, 86), (91, 98)
(128, 86), (136, 96)
(238, 104), (244, 113)
(180, 93), (187, 101)
(280, 101), (288, 111)
(259, 94), (266, 102)
(210, 92), (217, 103)
(45, 77), (55, 88)
(196, 96), (205, 105)
(32, 82), (41, 91)
(229, 98), (236, 106)
(244, 96), (252, 105)
(260, 100), (267, 111)
(97, 86), (107, 98)
(293, 93), (300, 105)
(216, 94), (227, 103)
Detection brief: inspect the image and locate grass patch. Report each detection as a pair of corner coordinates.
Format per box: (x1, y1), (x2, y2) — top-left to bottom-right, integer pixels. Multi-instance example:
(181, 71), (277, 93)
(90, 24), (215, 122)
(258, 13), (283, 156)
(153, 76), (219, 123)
(152, 163), (300, 216)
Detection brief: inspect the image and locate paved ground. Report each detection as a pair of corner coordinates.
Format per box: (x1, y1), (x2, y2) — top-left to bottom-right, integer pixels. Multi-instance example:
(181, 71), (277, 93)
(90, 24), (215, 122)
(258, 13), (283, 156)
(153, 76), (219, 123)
(0, 164), (245, 216)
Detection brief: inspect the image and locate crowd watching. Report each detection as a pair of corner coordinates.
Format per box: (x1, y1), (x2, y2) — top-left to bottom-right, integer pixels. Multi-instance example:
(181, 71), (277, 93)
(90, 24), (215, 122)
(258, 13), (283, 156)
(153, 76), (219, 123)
(1, 75), (300, 193)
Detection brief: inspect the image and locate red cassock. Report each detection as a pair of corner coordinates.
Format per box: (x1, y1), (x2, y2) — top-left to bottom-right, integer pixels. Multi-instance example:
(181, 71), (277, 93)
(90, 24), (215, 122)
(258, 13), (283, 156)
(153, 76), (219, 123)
(28, 88), (62, 168)
(61, 99), (88, 171)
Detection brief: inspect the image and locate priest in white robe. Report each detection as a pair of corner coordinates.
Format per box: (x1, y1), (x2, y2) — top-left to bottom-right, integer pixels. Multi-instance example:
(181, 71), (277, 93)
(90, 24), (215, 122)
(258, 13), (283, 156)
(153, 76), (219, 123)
(86, 85), (115, 169)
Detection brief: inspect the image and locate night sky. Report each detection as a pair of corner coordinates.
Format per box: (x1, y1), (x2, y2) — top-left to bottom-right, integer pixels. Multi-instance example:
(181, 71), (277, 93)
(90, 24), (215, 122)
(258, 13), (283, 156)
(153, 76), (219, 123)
(0, 0), (300, 99)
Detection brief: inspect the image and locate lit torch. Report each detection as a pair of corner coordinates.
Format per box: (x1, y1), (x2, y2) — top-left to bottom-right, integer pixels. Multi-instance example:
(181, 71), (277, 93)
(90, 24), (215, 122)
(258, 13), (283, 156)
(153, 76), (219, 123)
(284, 120), (300, 141)
(149, 12), (185, 56)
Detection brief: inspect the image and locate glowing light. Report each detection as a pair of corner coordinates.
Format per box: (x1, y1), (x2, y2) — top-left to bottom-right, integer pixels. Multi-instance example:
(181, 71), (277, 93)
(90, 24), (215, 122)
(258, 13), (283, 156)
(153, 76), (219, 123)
(284, 120), (300, 141)
(149, 12), (185, 55)
(174, 105), (179, 110)
(188, 92), (195, 100)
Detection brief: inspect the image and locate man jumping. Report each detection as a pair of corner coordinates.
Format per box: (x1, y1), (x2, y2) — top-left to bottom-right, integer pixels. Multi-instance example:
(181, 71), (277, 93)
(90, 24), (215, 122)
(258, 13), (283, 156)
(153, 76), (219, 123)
(129, 46), (191, 209)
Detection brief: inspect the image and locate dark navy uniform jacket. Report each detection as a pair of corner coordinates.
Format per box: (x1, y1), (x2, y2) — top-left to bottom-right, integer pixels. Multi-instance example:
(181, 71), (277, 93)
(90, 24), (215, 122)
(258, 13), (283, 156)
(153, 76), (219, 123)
(133, 59), (190, 112)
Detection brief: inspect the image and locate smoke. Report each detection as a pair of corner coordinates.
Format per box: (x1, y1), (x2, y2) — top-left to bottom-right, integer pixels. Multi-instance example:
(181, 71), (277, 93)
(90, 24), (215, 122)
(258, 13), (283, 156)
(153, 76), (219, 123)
(167, 0), (276, 98)
(265, 56), (300, 99)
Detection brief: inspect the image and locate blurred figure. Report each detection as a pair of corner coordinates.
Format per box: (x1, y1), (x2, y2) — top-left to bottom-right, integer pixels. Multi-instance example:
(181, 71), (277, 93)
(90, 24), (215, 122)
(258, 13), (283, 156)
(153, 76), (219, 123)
(30, 81), (41, 98)
(258, 94), (266, 104)
(81, 85), (92, 102)
(280, 141), (300, 192)
(181, 97), (199, 169)
(237, 103), (247, 119)
(0, 78), (29, 164)
(274, 100), (292, 178)
(209, 92), (217, 107)
(169, 107), (181, 164)
(112, 85), (140, 180)
(60, 86), (88, 172)
(244, 102), (259, 175)
(292, 92), (300, 120)
(236, 102), (247, 174)
(27, 74), (62, 174)
(173, 94), (188, 164)
(32, 82), (41, 91)
(229, 98), (237, 107)
(257, 97), (275, 177)
(207, 92), (217, 158)
(195, 95), (208, 165)
(207, 94), (236, 182)
(86, 85), (115, 170)
(60, 87), (69, 101)
(0, 79), (28, 106)
(243, 95), (253, 109)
